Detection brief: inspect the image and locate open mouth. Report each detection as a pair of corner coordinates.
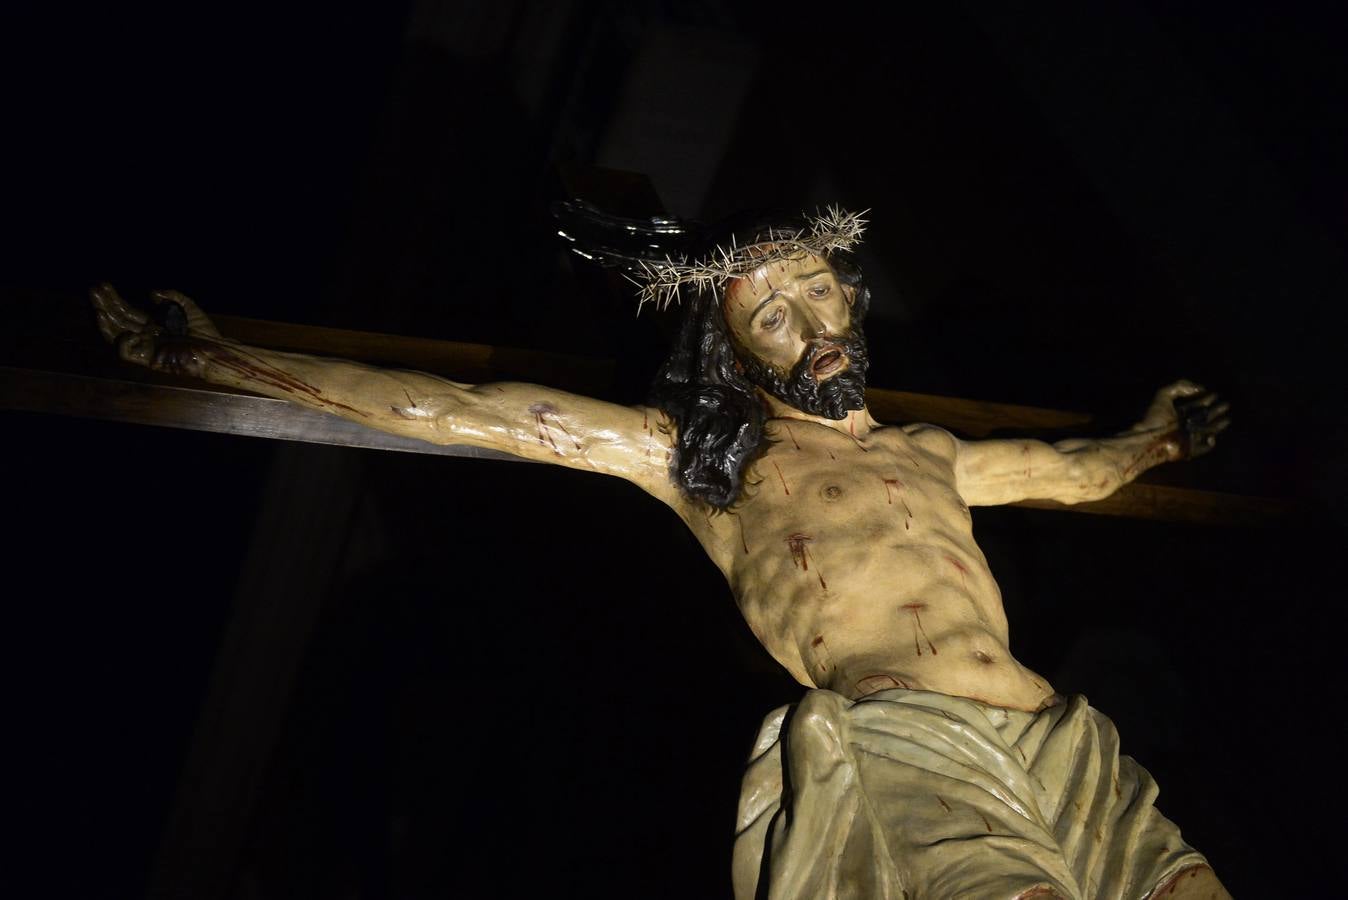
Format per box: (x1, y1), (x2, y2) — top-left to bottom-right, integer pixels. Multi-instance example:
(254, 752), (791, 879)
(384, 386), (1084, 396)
(812, 348), (845, 376)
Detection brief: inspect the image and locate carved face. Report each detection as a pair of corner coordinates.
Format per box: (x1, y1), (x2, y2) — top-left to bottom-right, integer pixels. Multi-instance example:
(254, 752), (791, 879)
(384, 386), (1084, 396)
(722, 250), (869, 419)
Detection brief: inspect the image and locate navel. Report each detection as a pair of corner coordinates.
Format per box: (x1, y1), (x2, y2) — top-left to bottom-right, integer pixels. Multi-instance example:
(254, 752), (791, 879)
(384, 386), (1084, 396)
(820, 484), (844, 501)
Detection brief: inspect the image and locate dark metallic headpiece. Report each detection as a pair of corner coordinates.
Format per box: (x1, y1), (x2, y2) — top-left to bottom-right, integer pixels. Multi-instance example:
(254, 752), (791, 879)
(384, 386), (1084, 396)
(553, 200), (867, 312)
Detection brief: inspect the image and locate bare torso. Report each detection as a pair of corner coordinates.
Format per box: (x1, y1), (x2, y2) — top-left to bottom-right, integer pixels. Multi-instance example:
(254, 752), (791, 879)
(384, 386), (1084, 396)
(93, 277), (1220, 716)
(681, 411), (1056, 711)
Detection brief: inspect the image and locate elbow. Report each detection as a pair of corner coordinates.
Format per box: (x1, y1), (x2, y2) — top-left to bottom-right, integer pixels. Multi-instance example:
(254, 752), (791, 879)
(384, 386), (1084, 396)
(1061, 459), (1116, 504)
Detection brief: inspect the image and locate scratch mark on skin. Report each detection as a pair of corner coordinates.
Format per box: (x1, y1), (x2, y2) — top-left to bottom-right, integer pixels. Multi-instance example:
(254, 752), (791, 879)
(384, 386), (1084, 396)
(810, 635), (833, 672)
(781, 421), (801, 450)
(904, 451), (921, 469)
(944, 555), (969, 591)
(785, 533), (827, 589)
(901, 602), (937, 655)
(979, 813), (994, 833)
(936, 795), (952, 813)
(771, 461), (791, 495)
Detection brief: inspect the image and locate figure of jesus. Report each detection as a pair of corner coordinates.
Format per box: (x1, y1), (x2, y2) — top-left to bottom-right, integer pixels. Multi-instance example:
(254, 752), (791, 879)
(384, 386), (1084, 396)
(92, 209), (1231, 899)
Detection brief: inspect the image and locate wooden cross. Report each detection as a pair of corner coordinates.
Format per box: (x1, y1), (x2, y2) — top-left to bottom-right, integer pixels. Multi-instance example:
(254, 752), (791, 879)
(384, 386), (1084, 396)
(2, 290), (1292, 527)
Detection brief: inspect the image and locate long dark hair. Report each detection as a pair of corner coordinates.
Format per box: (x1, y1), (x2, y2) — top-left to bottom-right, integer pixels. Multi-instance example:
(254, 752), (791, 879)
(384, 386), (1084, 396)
(649, 220), (871, 510)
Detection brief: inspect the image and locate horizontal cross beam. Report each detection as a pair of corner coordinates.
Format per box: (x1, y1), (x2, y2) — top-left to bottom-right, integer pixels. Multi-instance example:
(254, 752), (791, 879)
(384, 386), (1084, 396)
(2, 299), (1294, 526)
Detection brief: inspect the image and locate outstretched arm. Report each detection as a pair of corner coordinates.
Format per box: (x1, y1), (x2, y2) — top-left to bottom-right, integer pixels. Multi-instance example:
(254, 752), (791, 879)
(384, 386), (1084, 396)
(92, 284), (679, 501)
(953, 380), (1230, 507)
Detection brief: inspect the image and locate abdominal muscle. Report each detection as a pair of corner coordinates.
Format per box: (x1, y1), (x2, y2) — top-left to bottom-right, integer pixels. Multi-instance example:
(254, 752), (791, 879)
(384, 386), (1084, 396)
(739, 558), (1058, 713)
(809, 621), (1058, 712)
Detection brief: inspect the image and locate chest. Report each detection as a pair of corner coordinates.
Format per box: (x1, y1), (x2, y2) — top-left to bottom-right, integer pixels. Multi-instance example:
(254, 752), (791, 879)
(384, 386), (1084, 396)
(739, 426), (966, 534)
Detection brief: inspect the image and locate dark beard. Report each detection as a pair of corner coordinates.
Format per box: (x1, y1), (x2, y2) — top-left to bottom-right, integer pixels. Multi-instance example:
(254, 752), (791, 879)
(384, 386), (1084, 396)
(737, 328), (870, 420)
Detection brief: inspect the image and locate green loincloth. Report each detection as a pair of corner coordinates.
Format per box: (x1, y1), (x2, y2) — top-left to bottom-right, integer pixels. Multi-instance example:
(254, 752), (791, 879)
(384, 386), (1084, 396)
(733, 689), (1208, 900)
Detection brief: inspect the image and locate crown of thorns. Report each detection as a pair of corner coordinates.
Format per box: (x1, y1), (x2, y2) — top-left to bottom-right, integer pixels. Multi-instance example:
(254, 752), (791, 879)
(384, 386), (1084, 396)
(628, 206), (868, 311)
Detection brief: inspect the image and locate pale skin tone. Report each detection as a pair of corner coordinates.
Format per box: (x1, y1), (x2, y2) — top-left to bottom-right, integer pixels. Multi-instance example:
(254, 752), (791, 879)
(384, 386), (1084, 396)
(91, 257), (1231, 898)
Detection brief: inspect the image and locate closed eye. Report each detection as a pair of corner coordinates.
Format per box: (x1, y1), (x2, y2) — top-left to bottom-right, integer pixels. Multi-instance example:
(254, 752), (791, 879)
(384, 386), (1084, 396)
(761, 308), (785, 330)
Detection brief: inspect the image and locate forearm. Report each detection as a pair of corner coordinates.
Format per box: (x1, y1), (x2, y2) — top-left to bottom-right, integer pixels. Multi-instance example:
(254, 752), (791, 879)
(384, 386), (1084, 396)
(1051, 426), (1182, 503)
(149, 333), (675, 479)
(153, 333), (472, 439)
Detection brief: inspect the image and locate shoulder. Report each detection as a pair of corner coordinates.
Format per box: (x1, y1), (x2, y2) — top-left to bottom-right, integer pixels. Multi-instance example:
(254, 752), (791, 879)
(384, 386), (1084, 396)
(898, 422), (960, 461)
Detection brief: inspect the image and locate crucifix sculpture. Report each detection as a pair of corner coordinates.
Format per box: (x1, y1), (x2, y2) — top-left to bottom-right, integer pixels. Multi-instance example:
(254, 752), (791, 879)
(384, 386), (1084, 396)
(91, 206), (1232, 899)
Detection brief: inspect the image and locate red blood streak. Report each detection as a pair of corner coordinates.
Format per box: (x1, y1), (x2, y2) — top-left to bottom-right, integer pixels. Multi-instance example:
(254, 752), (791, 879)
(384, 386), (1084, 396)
(786, 533), (811, 570)
(1121, 430), (1180, 478)
(901, 603), (937, 655)
(1023, 444), (1032, 478)
(936, 795), (952, 813)
(812, 635), (825, 647)
(200, 343), (371, 419)
(736, 515), (750, 554)
(782, 421), (801, 450)
(827, 450), (836, 461)
(534, 413), (560, 453)
(785, 533), (827, 590)
(905, 451), (921, 469)
(979, 813), (993, 833)
(642, 409), (648, 430)
(944, 555), (969, 590)
(771, 461), (791, 495)
(550, 416), (583, 450)
(882, 477), (915, 528)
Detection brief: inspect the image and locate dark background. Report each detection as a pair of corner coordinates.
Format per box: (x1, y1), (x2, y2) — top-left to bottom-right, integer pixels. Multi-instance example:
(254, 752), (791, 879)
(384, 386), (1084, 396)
(4, 2), (1345, 897)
